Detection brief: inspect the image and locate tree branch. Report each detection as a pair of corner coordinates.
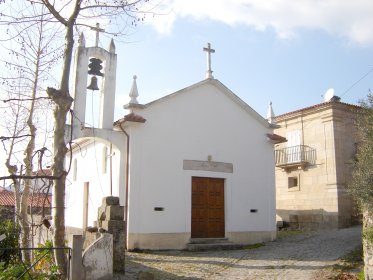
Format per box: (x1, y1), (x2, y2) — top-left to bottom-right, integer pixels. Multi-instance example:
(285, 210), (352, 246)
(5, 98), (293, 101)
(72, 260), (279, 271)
(1, 134), (33, 141)
(0, 174), (63, 180)
(41, 0), (68, 25)
(2, 97), (50, 103)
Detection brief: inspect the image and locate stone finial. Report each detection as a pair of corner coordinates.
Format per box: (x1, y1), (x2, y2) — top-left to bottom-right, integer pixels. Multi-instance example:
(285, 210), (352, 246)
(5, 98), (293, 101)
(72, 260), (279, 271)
(109, 39), (116, 53)
(129, 75), (139, 104)
(123, 75), (145, 111)
(79, 32), (85, 47)
(267, 101), (276, 125)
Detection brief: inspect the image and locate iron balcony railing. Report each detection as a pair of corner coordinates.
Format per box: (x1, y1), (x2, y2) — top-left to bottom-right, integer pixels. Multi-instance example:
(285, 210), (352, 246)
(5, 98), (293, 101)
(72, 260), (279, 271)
(275, 145), (316, 167)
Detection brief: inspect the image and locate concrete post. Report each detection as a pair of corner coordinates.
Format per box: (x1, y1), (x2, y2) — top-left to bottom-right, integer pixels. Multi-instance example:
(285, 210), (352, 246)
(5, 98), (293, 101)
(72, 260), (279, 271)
(70, 235), (84, 280)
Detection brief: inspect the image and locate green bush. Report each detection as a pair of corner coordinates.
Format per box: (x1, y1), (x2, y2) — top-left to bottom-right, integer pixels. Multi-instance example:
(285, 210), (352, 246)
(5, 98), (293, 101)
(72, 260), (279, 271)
(0, 262), (27, 280)
(0, 240), (63, 280)
(0, 261), (61, 280)
(0, 220), (62, 280)
(34, 240), (60, 276)
(0, 219), (20, 264)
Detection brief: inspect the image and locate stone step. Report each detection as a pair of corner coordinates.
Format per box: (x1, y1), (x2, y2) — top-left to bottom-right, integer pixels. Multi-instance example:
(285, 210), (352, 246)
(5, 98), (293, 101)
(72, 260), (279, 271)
(187, 242), (244, 251)
(189, 238), (229, 244)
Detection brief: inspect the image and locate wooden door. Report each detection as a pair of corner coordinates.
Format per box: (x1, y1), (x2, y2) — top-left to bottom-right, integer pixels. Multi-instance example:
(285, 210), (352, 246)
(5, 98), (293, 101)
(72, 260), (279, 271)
(191, 177), (225, 238)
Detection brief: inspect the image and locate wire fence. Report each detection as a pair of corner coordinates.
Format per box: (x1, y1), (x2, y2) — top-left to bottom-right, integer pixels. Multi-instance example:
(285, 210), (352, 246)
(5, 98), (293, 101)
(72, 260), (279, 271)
(0, 247), (71, 280)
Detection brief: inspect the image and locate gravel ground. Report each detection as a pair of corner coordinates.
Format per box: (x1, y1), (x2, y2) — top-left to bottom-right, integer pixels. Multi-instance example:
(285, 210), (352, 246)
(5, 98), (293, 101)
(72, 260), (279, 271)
(117, 226), (362, 280)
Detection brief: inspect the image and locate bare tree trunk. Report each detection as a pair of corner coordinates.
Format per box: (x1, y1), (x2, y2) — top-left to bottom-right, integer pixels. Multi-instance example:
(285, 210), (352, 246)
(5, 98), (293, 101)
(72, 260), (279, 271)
(45, 3), (79, 273)
(19, 18), (45, 263)
(47, 87), (73, 274)
(49, 36), (73, 277)
(20, 92), (37, 264)
(37, 2), (78, 274)
(20, 146), (33, 264)
(4, 95), (22, 237)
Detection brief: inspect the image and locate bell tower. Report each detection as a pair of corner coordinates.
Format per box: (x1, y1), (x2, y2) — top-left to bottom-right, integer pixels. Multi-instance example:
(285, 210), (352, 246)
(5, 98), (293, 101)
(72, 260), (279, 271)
(72, 29), (117, 130)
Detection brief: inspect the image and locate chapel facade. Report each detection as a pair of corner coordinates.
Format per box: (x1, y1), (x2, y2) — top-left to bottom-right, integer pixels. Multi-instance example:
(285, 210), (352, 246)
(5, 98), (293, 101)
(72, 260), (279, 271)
(64, 38), (279, 250)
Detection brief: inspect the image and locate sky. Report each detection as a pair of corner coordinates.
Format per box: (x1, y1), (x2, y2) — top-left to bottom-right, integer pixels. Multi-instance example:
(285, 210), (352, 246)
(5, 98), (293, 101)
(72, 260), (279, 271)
(2, 0), (373, 177)
(88, 0), (373, 120)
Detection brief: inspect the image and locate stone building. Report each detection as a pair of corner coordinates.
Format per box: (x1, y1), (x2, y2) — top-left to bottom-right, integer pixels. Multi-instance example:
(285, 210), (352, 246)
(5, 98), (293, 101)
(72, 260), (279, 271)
(0, 186), (52, 245)
(272, 96), (361, 229)
(0, 187), (52, 219)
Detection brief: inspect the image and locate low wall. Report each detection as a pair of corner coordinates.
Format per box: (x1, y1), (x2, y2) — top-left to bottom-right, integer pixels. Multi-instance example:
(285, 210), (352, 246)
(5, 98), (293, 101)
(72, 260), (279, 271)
(82, 233), (113, 280)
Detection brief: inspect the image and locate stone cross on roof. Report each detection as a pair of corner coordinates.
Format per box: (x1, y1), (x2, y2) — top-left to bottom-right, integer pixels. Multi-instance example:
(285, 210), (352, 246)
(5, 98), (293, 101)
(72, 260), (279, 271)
(91, 23), (105, 47)
(203, 42), (215, 79)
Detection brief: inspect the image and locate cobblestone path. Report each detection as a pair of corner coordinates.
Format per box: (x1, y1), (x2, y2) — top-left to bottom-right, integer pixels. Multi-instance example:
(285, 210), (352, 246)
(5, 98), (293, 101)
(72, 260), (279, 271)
(121, 226), (361, 279)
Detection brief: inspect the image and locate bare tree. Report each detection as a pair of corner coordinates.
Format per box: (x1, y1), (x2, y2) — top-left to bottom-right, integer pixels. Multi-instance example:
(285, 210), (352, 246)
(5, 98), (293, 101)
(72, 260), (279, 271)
(1, 4), (60, 264)
(1, 0), (153, 275)
(3, 82), (26, 224)
(20, 11), (60, 263)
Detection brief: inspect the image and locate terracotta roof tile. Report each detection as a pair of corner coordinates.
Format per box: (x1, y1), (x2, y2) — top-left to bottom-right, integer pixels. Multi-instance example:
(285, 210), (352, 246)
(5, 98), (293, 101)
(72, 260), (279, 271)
(0, 188), (51, 208)
(266, 133), (287, 144)
(114, 112), (146, 125)
(32, 169), (52, 176)
(275, 100), (361, 120)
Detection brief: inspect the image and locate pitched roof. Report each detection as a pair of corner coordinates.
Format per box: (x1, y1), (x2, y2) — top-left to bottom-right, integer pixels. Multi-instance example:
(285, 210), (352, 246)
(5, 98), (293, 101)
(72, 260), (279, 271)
(0, 187), (51, 208)
(275, 100), (361, 120)
(141, 78), (270, 128)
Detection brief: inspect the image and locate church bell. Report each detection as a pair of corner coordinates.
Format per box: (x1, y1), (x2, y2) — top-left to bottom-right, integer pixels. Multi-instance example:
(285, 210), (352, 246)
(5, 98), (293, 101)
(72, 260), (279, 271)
(87, 75), (99, 91)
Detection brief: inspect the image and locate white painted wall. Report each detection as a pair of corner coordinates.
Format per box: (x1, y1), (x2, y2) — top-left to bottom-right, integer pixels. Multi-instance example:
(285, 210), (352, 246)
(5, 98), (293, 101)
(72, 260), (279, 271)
(65, 140), (124, 229)
(65, 79), (276, 246)
(126, 80), (276, 236)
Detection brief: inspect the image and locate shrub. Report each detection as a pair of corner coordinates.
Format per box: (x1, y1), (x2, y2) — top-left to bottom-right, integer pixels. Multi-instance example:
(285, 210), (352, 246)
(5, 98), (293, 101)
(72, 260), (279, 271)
(0, 219), (20, 264)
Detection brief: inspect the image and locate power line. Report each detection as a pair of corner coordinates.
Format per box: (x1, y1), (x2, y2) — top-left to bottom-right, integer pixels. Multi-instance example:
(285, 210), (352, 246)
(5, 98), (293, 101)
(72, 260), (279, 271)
(340, 68), (373, 98)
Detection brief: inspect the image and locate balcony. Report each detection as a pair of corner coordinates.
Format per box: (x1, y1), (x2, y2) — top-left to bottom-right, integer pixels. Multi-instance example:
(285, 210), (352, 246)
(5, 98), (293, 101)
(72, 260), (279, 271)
(275, 145), (316, 169)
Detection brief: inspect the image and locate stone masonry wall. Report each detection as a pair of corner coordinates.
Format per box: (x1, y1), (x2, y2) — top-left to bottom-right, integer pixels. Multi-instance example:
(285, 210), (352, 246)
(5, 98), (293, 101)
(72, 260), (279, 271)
(275, 102), (358, 229)
(97, 196), (126, 273)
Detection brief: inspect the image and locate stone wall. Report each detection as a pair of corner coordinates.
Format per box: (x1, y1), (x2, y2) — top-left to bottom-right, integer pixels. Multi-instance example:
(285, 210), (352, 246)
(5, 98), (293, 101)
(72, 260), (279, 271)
(275, 102), (359, 229)
(83, 196), (125, 273)
(82, 233), (113, 280)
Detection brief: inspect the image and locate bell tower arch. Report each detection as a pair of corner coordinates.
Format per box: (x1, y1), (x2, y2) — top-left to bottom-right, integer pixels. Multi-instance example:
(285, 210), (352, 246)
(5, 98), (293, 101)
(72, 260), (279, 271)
(72, 32), (117, 130)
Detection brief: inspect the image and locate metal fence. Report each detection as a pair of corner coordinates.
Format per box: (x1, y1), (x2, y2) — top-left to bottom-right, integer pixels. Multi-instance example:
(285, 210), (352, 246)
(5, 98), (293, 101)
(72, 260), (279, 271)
(275, 145), (316, 166)
(0, 247), (71, 279)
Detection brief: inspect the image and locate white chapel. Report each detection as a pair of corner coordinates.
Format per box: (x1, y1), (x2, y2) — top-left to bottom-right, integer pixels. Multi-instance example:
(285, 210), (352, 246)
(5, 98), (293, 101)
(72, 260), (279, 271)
(65, 36), (281, 250)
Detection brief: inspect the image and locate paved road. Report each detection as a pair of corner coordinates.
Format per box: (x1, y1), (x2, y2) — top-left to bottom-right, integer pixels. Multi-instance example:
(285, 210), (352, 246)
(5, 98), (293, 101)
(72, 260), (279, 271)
(122, 226), (361, 279)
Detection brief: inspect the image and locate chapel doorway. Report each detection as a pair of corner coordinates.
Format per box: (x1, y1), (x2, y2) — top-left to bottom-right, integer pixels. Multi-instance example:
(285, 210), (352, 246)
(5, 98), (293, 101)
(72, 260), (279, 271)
(191, 177), (225, 238)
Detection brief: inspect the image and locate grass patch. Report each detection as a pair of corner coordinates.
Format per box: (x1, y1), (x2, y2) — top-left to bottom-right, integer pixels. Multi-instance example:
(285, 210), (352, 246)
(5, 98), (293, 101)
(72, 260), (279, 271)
(363, 226), (373, 245)
(276, 230), (304, 239)
(357, 271), (364, 280)
(340, 246), (363, 269)
(332, 245), (363, 280)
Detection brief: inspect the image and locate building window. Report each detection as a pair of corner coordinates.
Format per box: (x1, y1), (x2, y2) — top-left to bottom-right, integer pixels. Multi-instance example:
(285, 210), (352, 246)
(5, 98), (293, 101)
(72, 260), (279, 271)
(83, 182), (89, 230)
(288, 176), (299, 191)
(286, 130), (302, 163)
(73, 158), (77, 181)
(102, 146), (108, 174)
